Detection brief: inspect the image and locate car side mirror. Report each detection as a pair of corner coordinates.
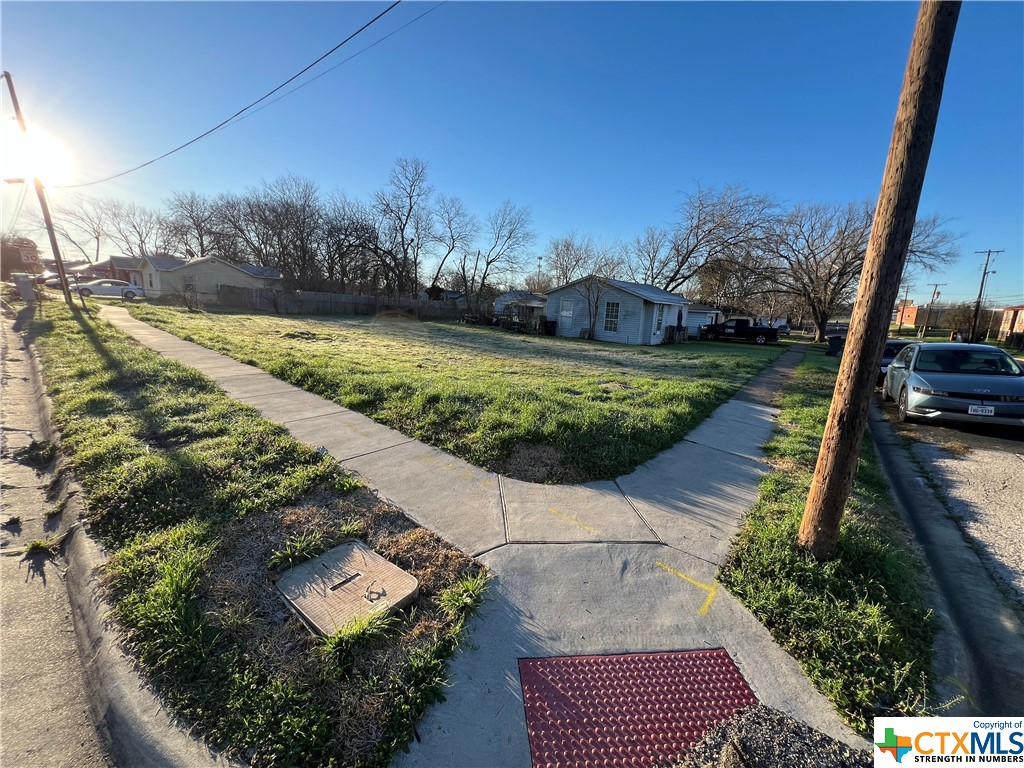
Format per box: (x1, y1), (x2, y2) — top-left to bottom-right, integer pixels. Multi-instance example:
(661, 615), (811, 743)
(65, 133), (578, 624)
(890, 360), (907, 370)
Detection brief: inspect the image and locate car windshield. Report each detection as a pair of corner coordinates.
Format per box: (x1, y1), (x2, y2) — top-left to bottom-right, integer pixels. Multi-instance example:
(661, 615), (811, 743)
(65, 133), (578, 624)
(914, 348), (1023, 376)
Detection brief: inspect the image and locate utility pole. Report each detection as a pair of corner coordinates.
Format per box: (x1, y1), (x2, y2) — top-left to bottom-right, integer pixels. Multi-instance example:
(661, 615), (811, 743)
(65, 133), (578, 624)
(2, 71), (75, 309)
(920, 282), (945, 339)
(895, 282), (912, 337)
(969, 249), (1002, 342)
(798, 0), (961, 561)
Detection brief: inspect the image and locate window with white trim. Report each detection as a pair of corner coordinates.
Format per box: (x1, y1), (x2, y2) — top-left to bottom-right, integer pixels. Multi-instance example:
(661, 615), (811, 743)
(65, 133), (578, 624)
(655, 305), (664, 333)
(604, 301), (620, 332)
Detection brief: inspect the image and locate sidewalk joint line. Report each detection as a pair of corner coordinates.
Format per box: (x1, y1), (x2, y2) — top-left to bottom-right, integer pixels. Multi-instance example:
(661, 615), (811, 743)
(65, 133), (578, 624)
(472, 542), (508, 558)
(661, 542), (719, 568)
(338, 440), (417, 463)
(497, 475), (510, 545)
(681, 439), (768, 465)
(280, 409), (349, 426)
(613, 479), (663, 543)
(506, 539), (665, 546)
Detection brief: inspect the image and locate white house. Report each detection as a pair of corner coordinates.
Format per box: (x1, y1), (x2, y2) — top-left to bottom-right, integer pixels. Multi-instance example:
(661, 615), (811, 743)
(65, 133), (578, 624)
(493, 290), (547, 318)
(545, 277), (689, 346)
(139, 255), (282, 301)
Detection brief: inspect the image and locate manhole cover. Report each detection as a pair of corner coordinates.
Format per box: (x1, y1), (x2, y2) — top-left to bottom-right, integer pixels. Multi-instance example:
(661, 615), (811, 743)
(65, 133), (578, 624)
(518, 648), (757, 768)
(277, 540), (418, 636)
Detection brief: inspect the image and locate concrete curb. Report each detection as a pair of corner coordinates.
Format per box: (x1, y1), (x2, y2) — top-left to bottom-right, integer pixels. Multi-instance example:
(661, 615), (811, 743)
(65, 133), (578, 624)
(16, 308), (236, 767)
(868, 404), (1024, 715)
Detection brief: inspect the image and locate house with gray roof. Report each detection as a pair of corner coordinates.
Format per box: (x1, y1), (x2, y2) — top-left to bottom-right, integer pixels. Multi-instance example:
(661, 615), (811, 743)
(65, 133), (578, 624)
(139, 254), (283, 302)
(544, 276), (689, 345)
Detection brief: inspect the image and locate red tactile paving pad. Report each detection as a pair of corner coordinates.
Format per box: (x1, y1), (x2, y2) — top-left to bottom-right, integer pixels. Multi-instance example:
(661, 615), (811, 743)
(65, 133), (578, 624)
(518, 648), (757, 768)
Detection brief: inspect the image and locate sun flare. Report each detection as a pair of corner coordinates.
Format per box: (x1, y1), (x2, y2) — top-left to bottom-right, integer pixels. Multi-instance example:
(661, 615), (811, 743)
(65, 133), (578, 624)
(1, 119), (75, 186)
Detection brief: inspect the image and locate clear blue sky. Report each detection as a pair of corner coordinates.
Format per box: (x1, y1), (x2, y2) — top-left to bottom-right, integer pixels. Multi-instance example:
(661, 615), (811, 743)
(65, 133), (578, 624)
(2, 1), (1022, 307)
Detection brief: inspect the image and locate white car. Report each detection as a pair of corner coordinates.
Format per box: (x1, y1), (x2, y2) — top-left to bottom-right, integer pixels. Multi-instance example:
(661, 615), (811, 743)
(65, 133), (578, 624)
(76, 279), (144, 300)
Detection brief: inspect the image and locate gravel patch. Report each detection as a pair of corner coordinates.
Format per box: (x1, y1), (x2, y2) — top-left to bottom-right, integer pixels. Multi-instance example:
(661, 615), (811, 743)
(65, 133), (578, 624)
(911, 441), (1024, 613)
(675, 705), (871, 768)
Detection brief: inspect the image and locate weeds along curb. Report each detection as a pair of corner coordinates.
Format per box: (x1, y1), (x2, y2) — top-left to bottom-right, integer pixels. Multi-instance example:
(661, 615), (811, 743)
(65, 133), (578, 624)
(867, 404), (1024, 715)
(18, 310), (236, 768)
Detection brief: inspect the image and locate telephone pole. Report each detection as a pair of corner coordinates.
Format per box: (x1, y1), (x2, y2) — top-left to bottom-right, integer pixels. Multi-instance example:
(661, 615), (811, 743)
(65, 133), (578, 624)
(969, 250), (1002, 342)
(895, 283), (913, 337)
(798, 0), (960, 561)
(920, 282), (945, 338)
(2, 71), (75, 309)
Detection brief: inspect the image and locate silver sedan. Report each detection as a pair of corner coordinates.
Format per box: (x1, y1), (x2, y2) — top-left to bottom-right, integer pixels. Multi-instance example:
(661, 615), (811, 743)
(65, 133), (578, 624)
(883, 343), (1024, 428)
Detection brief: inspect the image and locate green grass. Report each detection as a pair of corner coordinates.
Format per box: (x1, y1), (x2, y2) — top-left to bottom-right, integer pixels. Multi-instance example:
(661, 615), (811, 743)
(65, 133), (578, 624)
(122, 304), (778, 483)
(27, 303), (486, 767)
(719, 348), (936, 735)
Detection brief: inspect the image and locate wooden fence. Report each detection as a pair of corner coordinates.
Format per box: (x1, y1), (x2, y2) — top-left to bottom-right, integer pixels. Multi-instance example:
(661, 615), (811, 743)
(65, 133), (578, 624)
(216, 285), (465, 321)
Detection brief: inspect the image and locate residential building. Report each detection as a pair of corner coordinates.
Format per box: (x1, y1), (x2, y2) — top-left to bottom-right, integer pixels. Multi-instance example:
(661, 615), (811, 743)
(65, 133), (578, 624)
(139, 255), (282, 301)
(544, 277), (689, 346)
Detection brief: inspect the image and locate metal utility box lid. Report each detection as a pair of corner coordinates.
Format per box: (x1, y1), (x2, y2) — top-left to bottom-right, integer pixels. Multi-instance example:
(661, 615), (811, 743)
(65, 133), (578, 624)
(277, 540), (419, 636)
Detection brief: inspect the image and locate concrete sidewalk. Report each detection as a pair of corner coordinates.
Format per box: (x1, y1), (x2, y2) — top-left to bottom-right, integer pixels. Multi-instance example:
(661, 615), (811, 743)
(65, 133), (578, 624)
(99, 308), (863, 762)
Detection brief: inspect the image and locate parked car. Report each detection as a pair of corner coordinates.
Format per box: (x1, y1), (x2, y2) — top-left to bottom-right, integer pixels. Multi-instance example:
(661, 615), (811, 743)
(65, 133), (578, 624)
(43, 275), (78, 289)
(76, 279), (144, 300)
(699, 318), (779, 344)
(877, 339), (914, 386)
(882, 342), (1024, 427)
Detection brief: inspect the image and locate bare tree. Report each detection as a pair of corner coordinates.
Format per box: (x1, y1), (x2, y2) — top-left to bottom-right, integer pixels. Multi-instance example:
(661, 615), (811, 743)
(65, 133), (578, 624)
(763, 202), (959, 341)
(49, 195), (109, 262)
(103, 201), (173, 258)
(625, 226), (673, 285)
(545, 231), (594, 286)
(658, 184), (777, 293)
(165, 191), (218, 260)
(426, 194), (478, 291)
(371, 157), (433, 296)
(459, 200), (534, 310)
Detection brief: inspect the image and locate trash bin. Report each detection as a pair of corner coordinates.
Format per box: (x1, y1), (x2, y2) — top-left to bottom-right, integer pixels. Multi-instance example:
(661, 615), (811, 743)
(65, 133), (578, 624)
(825, 335), (846, 357)
(545, 320), (557, 336)
(11, 273), (37, 302)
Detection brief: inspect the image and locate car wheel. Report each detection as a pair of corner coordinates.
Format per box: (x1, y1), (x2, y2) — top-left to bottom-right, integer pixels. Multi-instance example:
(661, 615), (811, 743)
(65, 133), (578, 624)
(754, 334), (767, 345)
(706, 332), (717, 340)
(79, 288), (92, 297)
(897, 387), (910, 422)
(123, 290), (136, 300)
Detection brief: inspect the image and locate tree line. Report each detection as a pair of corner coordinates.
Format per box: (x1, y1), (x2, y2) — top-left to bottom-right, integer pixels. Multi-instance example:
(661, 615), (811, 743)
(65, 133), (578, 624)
(31, 158), (959, 339)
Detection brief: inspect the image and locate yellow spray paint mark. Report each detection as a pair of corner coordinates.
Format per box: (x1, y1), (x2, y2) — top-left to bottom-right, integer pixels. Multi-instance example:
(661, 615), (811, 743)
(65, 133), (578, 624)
(547, 507), (602, 536)
(655, 560), (718, 616)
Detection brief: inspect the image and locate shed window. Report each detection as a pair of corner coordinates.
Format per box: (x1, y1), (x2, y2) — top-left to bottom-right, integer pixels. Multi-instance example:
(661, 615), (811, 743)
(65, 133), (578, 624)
(604, 301), (620, 333)
(148, 273), (153, 288)
(655, 305), (664, 333)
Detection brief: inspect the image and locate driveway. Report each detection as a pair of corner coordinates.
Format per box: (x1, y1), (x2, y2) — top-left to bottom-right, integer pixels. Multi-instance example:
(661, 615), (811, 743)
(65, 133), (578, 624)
(877, 399), (1024, 614)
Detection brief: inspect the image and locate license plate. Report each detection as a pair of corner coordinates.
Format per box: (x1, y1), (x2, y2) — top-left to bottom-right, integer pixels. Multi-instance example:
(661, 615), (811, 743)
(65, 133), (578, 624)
(968, 405), (995, 416)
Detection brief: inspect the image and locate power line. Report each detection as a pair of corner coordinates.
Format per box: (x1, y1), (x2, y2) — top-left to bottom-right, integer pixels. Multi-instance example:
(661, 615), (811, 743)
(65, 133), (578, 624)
(60, 1), (403, 189)
(217, 1), (446, 134)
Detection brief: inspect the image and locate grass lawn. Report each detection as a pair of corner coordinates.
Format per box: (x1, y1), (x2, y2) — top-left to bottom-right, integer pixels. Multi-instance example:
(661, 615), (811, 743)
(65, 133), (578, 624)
(719, 347), (936, 735)
(27, 303), (486, 768)
(122, 303), (780, 483)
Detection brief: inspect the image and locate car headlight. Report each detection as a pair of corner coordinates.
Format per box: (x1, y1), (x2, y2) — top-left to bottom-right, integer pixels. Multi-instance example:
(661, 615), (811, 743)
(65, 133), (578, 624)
(912, 386), (949, 396)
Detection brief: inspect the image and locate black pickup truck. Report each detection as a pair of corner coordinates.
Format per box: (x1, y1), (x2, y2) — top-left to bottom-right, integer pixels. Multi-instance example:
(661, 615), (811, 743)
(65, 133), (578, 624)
(699, 318), (779, 344)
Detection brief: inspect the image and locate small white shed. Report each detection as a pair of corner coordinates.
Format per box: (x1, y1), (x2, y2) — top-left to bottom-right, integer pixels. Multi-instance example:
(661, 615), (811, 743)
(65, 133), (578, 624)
(545, 277), (689, 346)
(684, 304), (724, 338)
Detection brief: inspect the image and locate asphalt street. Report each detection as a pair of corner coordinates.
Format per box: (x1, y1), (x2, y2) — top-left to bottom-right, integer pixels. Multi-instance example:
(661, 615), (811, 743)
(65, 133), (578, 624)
(877, 398), (1024, 614)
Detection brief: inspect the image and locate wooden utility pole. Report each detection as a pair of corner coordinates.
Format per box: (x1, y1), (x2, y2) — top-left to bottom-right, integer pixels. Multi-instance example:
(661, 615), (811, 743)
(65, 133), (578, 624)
(2, 70), (76, 309)
(895, 282), (912, 337)
(919, 282), (945, 338)
(968, 249), (1002, 341)
(798, 1), (961, 560)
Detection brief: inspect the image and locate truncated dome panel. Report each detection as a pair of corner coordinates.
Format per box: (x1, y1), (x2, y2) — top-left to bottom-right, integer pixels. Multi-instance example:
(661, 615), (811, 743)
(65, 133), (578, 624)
(518, 648), (757, 768)
(277, 540), (419, 635)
